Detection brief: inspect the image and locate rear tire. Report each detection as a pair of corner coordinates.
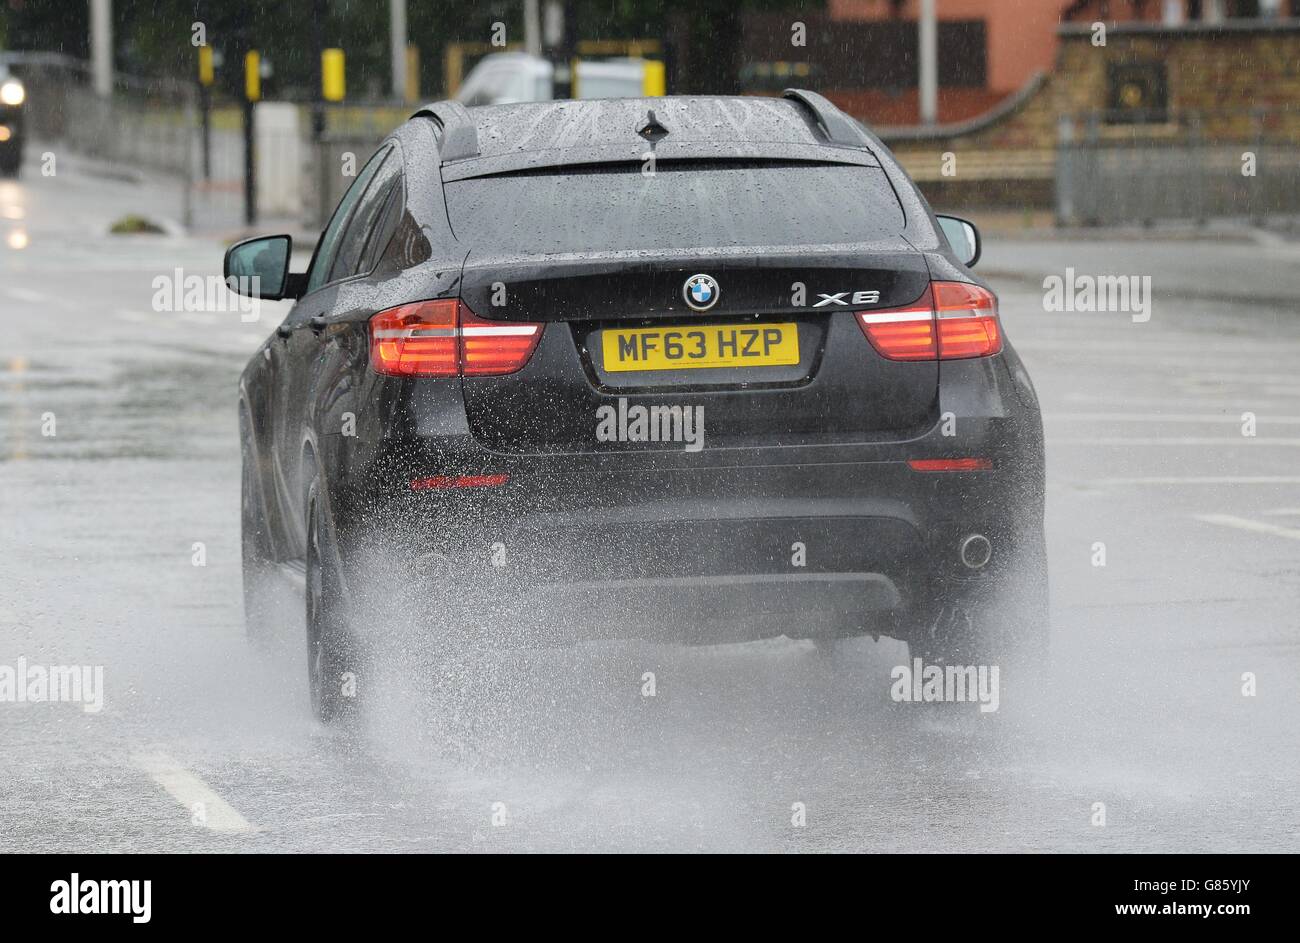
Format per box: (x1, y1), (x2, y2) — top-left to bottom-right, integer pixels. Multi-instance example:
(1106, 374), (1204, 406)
(240, 416), (277, 646)
(305, 480), (360, 724)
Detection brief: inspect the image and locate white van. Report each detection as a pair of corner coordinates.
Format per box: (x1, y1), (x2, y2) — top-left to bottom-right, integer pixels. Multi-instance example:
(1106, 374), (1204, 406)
(455, 52), (656, 105)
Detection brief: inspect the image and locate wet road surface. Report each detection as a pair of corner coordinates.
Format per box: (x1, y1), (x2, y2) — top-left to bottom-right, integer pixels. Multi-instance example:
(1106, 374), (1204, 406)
(1, 161), (1298, 852)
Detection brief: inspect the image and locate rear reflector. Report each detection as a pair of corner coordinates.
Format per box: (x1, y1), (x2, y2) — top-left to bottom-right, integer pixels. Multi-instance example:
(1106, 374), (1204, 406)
(908, 458), (994, 472)
(856, 282), (1000, 361)
(410, 473), (510, 491)
(371, 300), (542, 377)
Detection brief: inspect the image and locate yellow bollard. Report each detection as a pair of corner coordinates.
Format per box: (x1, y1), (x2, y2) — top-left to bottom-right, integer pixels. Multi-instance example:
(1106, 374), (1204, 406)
(322, 49), (346, 102)
(244, 50), (260, 101)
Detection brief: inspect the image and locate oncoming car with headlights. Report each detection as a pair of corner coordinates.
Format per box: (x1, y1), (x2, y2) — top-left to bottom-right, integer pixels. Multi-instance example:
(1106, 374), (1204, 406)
(227, 91), (1047, 721)
(0, 64), (25, 177)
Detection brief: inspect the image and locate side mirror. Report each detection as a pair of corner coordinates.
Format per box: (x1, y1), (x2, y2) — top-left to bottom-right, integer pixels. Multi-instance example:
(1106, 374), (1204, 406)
(223, 234), (302, 300)
(936, 215), (981, 269)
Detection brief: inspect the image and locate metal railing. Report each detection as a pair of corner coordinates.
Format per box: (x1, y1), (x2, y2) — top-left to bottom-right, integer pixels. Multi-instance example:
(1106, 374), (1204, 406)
(1056, 108), (1300, 226)
(3, 52), (404, 233)
(6, 51), (196, 176)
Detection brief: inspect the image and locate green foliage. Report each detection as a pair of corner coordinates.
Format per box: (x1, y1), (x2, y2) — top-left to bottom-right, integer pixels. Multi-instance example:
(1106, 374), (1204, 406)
(108, 213), (166, 234)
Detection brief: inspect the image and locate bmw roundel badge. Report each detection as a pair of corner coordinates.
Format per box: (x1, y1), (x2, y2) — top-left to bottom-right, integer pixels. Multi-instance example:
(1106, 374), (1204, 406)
(683, 273), (720, 312)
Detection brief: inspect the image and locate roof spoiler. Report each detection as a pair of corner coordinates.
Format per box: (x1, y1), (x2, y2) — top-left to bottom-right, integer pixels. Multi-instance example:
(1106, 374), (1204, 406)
(783, 89), (870, 148)
(410, 100), (480, 162)
(417, 93), (876, 164)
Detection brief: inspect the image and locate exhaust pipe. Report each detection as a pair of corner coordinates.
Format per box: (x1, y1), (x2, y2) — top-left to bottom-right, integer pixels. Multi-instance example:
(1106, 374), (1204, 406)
(959, 534), (992, 570)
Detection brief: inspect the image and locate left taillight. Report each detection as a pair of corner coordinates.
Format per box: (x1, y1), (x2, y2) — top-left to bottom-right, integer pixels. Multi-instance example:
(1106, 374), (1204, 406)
(856, 281), (1001, 361)
(369, 300), (542, 377)
(370, 299), (458, 376)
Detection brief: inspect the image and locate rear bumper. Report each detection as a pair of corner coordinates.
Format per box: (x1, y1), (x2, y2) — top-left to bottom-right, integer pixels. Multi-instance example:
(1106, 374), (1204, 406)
(477, 510), (918, 642)
(307, 348), (1044, 644)
(328, 448), (1042, 643)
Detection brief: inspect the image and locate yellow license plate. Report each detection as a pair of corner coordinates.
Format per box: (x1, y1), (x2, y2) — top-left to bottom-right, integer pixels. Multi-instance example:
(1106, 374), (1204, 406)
(602, 323), (800, 372)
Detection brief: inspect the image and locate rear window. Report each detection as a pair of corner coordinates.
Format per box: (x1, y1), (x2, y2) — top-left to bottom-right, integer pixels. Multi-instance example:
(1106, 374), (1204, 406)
(446, 161), (906, 254)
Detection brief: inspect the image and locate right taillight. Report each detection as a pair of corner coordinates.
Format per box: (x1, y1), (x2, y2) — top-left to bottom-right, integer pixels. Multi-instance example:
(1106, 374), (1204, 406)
(370, 299), (542, 377)
(856, 287), (937, 361)
(856, 281), (1000, 361)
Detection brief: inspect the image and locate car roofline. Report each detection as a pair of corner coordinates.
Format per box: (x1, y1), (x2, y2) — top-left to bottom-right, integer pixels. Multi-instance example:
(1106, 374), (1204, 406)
(411, 89), (880, 169)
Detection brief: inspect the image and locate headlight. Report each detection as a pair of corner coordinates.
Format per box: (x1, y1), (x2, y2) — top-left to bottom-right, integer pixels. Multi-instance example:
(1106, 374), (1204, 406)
(0, 81), (25, 106)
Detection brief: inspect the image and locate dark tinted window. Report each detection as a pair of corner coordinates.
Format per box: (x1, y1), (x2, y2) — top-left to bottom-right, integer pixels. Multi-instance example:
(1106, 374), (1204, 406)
(328, 154), (400, 283)
(445, 162), (905, 253)
(359, 174), (404, 273)
(306, 146), (389, 292)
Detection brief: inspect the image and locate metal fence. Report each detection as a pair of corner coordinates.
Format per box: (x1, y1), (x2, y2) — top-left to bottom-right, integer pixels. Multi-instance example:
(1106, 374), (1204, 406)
(11, 54), (1300, 233)
(1056, 109), (1300, 226)
(11, 52), (196, 177)
(4, 52), (400, 233)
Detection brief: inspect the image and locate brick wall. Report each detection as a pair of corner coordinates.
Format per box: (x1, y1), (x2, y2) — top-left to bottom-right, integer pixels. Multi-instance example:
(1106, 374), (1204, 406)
(880, 19), (1300, 209)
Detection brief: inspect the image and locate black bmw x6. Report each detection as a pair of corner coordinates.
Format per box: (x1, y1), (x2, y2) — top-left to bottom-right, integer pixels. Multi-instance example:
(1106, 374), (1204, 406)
(229, 91), (1047, 721)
